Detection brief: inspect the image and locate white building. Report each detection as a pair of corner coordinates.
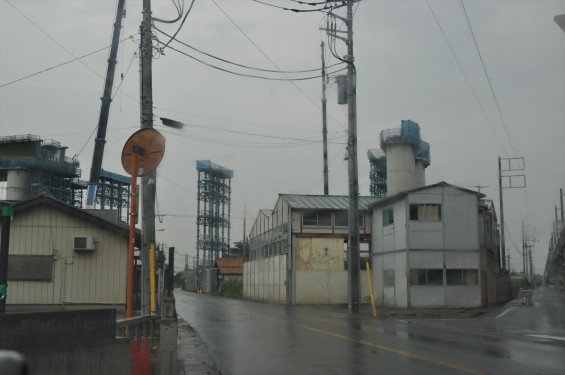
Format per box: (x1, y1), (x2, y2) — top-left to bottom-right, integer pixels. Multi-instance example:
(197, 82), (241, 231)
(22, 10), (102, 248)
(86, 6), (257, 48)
(371, 181), (509, 307)
(244, 194), (380, 304)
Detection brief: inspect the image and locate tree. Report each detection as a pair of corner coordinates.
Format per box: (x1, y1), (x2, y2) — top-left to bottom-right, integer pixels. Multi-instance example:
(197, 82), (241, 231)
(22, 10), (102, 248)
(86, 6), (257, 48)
(226, 241), (249, 259)
(174, 271), (185, 289)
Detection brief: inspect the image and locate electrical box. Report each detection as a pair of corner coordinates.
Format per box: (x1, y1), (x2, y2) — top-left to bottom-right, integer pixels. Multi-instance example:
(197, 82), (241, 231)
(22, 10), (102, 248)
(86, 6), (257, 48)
(336, 75), (348, 105)
(73, 236), (95, 251)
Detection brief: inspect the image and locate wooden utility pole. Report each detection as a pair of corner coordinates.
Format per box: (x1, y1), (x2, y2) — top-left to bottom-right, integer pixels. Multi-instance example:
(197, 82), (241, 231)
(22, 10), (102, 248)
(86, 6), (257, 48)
(140, 0), (155, 315)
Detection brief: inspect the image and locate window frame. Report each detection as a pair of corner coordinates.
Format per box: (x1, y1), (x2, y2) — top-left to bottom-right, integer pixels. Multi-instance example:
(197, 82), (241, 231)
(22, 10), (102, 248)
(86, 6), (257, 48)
(382, 208), (394, 226)
(409, 204), (442, 221)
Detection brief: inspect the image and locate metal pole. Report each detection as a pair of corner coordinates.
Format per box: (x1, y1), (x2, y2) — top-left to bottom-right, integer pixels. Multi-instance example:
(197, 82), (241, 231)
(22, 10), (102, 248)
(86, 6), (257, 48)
(346, 0), (360, 313)
(0, 204), (14, 314)
(498, 156), (506, 270)
(140, 0), (155, 315)
(321, 42), (329, 196)
(560, 188), (564, 223)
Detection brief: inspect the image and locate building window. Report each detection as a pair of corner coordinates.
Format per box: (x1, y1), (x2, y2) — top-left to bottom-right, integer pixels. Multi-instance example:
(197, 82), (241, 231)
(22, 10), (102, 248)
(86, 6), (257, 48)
(409, 204), (441, 221)
(334, 211), (365, 227)
(335, 211), (348, 226)
(446, 269), (479, 286)
(410, 269), (443, 286)
(383, 270), (395, 287)
(303, 211), (332, 226)
(383, 208), (394, 226)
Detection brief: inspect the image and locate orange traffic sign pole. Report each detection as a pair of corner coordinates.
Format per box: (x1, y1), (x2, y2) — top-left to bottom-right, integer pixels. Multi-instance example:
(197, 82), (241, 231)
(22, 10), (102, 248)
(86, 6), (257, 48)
(127, 151), (139, 318)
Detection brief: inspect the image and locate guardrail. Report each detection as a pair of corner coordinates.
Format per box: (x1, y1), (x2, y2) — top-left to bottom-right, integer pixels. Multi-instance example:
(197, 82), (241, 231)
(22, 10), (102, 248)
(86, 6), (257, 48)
(116, 315), (158, 350)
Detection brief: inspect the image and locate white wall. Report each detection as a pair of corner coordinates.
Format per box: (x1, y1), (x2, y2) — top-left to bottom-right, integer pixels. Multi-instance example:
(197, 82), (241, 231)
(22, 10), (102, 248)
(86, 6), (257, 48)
(243, 254), (287, 303)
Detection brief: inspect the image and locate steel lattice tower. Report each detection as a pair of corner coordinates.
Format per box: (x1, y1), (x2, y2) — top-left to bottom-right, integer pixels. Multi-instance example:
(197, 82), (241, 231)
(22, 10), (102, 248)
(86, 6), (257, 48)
(195, 160), (233, 284)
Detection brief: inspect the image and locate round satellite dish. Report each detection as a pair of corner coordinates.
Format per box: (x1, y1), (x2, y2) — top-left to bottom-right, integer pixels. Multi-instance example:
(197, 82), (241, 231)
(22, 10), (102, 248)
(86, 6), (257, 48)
(121, 128), (166, 177)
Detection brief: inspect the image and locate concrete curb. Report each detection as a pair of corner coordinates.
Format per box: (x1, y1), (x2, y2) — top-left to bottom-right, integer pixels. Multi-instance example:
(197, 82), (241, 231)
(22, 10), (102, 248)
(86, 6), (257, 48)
(177, 319), (221, 375)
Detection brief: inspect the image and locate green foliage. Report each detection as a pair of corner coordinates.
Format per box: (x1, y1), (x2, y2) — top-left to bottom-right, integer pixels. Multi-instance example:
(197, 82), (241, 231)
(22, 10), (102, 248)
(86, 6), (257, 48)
(225, 241), (249, 259)
(218, 278), (243, 299)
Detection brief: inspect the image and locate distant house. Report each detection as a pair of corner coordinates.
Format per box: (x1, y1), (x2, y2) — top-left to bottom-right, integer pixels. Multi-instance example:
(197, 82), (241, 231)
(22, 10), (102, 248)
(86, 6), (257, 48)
(215, 257), (244, 281)
(2, 194), (130, 307)
(370, 181), (509, 308)
(244, 194), (380, 304)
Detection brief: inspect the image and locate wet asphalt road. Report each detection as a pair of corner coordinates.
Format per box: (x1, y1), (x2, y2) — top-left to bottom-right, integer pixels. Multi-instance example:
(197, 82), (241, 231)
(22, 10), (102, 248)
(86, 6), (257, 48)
(175, 287), (565, 375)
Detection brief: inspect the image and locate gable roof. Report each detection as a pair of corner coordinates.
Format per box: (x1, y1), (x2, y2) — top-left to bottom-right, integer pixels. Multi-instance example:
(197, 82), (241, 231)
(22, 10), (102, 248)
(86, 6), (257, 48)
(215, 257), (244, 275)
(369, 181), (485, 209)
(12, 194), (130, 236)
(279, 194), (382, 210)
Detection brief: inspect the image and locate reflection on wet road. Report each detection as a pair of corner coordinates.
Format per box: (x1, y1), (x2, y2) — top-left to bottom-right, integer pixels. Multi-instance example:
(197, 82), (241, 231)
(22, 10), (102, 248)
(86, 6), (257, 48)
(175, 287), (565, 375)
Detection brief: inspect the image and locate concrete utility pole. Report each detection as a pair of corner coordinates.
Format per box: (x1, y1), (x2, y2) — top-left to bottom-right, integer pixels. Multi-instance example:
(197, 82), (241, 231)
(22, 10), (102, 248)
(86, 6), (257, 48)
(140, 0), (155, 315)
(321, 42), (329, 196)
(345, 0), (360, 313)
(0, 204), (13, 314)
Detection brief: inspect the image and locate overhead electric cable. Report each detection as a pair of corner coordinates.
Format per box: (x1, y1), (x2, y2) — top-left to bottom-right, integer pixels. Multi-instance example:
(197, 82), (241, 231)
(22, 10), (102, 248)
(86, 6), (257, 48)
(157, 0), (196, 50)
(211, 0), (346, 130)
(154, 28), (344, 74)
(425, 0), (508, 156)
(460, 0), (519, 157)
(0, 37), (134, 88)
(163, 43), (347, 80)
(252, 0), (341, 13)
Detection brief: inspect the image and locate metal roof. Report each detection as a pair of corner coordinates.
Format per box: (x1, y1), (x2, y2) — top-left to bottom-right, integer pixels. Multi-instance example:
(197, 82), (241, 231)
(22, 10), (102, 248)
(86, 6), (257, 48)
(280, 194), (381, 210)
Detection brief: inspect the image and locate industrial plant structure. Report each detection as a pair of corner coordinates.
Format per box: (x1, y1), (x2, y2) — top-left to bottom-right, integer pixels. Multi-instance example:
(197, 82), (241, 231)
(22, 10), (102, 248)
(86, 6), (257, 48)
(0, 135), (84, 206)
(368, 120), (431, 197)
(1, 135), (131, 223)
(195, 160), (233, 283)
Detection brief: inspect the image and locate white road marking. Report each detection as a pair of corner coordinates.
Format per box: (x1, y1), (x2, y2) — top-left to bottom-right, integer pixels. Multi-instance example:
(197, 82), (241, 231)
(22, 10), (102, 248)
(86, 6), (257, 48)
(496, 307), (517, 319)
(527, 334), (565, 342)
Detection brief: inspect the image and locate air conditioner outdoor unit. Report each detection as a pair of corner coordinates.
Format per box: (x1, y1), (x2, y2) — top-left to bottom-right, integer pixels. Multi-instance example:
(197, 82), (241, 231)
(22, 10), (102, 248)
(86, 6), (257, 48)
(73, 236), (95, 251)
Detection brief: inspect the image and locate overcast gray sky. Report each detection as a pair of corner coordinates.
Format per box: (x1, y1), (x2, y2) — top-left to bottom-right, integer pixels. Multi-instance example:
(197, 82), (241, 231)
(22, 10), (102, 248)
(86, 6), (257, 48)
(1, 0), (564, 274)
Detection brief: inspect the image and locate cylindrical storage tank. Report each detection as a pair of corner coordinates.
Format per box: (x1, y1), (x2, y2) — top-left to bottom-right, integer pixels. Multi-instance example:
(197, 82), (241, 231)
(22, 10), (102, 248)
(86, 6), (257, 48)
(414, 159), (426, 188)
(6, 169), (28, 201)
(385, 143), (416, 195)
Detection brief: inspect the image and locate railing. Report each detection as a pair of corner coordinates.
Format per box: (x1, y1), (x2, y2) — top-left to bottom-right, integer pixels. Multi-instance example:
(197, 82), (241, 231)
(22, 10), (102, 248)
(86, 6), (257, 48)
(116, 315), (159, 351)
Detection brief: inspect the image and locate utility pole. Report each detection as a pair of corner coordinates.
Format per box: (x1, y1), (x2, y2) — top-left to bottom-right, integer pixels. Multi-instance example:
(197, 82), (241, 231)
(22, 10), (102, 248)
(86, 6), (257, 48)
(345, 0), (360, 313)
(498, 156), (526, 271)
(498, 157), (506, 270)
(321, 1), (359, 312)
(321, 41), (329, 196)
(140, 0), (155, 315)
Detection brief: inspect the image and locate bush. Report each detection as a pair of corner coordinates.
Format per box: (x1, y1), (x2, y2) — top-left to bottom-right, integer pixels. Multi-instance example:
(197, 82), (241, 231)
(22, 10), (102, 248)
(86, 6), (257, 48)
(219, 278), (243, 299)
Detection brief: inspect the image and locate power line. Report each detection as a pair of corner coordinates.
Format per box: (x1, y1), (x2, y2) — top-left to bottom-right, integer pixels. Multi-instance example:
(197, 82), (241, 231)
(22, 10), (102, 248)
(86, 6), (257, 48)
(154, 28), (345, 74)
(210, 0), (347, 130)
(0, 36), (135, 88)
(460, 0), (519, 157)
(425, 0), (508, 156)
(161, 42), (346, 81)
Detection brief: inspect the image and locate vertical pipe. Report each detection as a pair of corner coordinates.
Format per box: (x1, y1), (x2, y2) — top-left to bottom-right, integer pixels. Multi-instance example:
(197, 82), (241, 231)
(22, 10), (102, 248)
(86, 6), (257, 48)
(127, 151), (139, 318)
(150, 242), (156, 315)
(366, 261), (377, 317)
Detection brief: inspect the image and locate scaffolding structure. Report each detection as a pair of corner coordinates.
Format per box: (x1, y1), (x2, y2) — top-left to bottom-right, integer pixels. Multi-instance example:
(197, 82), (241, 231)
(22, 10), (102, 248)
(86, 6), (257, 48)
(367, 149), (387, 197)
(0, 134), (85, 206)
(195, 160), (233, 283)
(97, 169), (131, 223)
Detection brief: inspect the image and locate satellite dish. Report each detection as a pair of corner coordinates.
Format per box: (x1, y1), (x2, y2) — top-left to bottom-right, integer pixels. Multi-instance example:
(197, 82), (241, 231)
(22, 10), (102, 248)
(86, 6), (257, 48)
(121, 128), (165, 177)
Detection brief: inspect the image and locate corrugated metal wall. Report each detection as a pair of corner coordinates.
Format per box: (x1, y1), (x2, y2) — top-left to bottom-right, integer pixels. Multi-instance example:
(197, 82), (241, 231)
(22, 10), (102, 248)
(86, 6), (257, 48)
(6, 205), (127, 304)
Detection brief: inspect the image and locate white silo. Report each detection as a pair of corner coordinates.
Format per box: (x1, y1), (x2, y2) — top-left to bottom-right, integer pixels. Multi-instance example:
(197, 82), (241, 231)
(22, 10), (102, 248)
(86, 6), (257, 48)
(6, 169), (28, 201)
(380, 120), (421, 196)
